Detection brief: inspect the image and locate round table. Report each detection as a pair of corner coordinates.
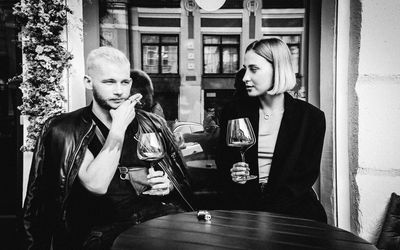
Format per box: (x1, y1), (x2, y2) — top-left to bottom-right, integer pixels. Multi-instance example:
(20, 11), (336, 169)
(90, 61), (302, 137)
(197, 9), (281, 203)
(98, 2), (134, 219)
(112, 210), (377, 250)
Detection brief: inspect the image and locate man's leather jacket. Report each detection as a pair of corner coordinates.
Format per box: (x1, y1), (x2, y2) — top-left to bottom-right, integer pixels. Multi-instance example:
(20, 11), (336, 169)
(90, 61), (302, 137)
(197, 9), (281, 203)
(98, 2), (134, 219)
(22, 105), (194, 249)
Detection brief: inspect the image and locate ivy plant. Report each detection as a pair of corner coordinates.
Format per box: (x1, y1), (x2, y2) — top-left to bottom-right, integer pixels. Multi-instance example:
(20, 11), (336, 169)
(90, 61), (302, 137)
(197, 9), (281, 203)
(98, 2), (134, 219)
(13, 0), (73, 151)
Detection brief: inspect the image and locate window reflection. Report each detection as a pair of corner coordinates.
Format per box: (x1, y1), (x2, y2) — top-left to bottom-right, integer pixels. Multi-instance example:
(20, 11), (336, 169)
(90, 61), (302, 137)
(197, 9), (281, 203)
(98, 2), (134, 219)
(143, 46), (159, 74)
(161, 46), (178, 74)
(203, 35), (239, 74)
(142, 34), (179, 74)
(204, 46), (220, 73)
(222, 47), (238, 74)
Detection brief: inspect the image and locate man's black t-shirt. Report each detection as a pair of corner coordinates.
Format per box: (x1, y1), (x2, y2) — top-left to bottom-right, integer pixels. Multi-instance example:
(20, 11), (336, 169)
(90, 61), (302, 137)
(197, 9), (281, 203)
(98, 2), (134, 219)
(71, 113), (144, 224)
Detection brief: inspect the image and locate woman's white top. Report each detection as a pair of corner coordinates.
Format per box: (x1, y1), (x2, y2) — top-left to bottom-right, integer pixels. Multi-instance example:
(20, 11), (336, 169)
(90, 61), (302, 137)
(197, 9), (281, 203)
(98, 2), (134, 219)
(258, 108), (284, 184)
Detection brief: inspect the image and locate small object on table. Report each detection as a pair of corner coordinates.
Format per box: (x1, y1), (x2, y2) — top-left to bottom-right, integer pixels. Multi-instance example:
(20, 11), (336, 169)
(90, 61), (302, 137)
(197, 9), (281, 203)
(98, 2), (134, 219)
(197, 210), (211, 221)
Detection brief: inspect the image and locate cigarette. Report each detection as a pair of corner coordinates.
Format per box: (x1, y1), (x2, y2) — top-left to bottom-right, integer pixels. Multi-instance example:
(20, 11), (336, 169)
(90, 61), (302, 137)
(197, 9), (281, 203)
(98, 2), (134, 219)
(129, 94), (143, 105)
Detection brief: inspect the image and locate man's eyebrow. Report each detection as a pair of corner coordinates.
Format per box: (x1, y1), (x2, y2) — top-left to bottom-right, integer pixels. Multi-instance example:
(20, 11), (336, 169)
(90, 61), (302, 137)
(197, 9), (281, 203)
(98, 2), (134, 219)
(101, 78), (116, 82)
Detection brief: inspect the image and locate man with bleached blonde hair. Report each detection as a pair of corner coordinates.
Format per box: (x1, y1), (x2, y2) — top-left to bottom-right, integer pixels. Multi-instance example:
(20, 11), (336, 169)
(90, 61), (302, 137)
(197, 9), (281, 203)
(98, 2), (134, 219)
(22, 46), (193, 250)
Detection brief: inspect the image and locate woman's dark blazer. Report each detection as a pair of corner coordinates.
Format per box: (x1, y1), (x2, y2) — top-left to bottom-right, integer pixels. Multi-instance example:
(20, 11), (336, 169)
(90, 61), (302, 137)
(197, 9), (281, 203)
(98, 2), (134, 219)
(216, 92), (327, 223)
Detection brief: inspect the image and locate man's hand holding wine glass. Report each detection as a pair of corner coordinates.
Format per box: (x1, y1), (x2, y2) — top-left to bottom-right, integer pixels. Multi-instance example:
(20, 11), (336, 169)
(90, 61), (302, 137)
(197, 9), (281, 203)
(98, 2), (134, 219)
(137, 132), (173, 196)
(143, 167), (173, 196)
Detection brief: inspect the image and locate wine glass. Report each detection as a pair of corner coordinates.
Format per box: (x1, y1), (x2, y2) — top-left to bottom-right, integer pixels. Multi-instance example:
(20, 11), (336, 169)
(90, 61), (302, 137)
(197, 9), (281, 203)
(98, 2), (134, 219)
(137, 132), (165, 168)
(136, 132), (166, 195)
(226, 118), (257, 181)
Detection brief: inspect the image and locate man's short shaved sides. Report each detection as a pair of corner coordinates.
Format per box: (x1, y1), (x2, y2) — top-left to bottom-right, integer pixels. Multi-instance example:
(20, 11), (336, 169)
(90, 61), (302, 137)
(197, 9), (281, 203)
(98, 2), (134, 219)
(86, 46), (130, 76)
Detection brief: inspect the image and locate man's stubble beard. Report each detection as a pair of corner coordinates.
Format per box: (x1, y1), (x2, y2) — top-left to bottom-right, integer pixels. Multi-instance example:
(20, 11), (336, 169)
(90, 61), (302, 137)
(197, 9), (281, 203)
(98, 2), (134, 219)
(92, 88), (112, 111)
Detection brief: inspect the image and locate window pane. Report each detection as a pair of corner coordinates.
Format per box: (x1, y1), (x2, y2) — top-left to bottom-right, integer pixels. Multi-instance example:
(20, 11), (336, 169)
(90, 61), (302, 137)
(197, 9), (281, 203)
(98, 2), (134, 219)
(222, 47), (238, 73)
(263, 35), (281, 40)
(289, 45), (300, 74)
(221, 36), (239, 44)
(203, 36), (219, 44)
(264, 35), (300, 45)
(161, 46), (178, 73)
(142, 35), (159, 43)
(204, 46), (220, 73)
(161, 36), (178, 43)
(281, 35), (300, 44)
(142, 45), (159, 73)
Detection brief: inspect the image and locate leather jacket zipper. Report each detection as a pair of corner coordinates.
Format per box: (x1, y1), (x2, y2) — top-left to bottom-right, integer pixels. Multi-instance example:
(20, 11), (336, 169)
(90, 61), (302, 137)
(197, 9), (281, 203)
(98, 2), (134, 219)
(62, 122), (95, 215)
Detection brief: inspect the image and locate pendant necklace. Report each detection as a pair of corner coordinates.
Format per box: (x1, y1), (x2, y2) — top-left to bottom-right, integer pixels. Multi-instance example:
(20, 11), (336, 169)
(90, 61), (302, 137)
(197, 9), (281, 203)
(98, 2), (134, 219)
(262, 110), (271, 120)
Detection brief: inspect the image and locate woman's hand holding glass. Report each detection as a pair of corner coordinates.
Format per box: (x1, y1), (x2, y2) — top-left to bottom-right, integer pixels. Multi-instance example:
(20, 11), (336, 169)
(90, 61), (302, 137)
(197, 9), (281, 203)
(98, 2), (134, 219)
(230, 162), (251, 184)
(226, 118), (257, 182)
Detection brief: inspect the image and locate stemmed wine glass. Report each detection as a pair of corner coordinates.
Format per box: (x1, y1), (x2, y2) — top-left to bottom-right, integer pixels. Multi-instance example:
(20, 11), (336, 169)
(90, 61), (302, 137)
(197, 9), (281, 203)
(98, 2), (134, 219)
(136, 132), (166, 195)
(137, 132), (166, 166)
(226, 118), (257, 181)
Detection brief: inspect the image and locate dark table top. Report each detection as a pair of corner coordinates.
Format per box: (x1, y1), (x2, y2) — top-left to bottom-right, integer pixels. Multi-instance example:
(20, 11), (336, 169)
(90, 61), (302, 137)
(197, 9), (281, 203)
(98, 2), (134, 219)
(112, 210), (377, 250)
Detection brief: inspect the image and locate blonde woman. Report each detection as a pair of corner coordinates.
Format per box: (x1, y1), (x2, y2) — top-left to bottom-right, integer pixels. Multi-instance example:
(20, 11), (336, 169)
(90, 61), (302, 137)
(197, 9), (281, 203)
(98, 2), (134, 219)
(217, 38), (327, 223)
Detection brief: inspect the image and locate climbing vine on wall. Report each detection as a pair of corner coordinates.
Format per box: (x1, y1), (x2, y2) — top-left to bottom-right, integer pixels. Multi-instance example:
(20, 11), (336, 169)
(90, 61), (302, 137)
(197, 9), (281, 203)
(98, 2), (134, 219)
(13, 0), (73, 151)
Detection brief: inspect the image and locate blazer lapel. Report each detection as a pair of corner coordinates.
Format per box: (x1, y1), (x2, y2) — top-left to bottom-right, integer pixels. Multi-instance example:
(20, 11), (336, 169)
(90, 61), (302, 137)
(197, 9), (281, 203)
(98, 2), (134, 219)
(268, 93), (302, 187)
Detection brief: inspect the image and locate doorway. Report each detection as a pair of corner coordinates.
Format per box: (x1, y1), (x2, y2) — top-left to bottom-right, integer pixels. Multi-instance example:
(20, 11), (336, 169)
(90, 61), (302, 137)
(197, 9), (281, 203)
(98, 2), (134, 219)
(0, 1), (23, 246)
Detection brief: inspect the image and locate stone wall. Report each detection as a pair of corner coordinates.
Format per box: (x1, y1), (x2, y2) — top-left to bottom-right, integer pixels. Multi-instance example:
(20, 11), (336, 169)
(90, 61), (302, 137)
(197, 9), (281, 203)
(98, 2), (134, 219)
(353, 0), (400, 243)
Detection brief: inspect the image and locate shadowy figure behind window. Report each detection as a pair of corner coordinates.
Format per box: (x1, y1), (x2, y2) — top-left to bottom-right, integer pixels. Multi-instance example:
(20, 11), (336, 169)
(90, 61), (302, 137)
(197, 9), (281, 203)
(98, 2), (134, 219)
(130, 69), (165, 118)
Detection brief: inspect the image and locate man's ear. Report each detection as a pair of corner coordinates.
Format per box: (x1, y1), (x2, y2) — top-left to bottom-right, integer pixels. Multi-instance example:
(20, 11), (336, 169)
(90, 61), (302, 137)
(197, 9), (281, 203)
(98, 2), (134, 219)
(84, 75), (93, 90)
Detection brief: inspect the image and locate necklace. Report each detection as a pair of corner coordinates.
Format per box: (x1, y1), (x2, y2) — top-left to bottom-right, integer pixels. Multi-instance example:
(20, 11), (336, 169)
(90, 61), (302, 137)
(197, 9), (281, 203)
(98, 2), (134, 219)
(261, 110), (272, 120)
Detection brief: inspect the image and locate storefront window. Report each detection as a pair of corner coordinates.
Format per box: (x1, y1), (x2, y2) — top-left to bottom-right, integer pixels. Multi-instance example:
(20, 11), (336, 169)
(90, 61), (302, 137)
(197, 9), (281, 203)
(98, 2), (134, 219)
(142, 34), (179, 74)
(203, 35), (239, 74)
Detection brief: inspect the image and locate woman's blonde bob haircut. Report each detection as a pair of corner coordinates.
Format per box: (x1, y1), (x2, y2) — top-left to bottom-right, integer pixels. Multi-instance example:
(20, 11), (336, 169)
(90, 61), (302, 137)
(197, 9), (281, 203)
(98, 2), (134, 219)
(245, 38), (296, 95)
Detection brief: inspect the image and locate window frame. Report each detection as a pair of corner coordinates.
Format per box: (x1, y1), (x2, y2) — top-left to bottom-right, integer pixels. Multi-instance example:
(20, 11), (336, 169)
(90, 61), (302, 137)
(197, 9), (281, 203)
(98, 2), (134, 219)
(141, 34), (180, 75)
(202, 34), (240, 75)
